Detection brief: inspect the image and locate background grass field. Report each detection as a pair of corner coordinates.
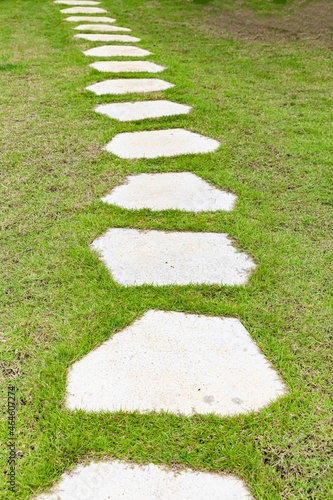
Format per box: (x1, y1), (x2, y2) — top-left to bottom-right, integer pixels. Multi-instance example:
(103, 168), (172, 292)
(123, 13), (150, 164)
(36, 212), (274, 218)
(1, 0), (332, 498)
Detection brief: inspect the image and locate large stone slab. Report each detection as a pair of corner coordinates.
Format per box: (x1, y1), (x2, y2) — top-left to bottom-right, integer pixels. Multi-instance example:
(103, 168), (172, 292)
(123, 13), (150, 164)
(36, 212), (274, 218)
(95, 100), (190, 121)
(55, 0), (100, 5)
(36, 460), (253, 499)
(75, 33), (140, 42)
(74, 23), (131, 32)
(86, 78), (173, 95)
(101, 172), (236, 211)
(90, 61), (165, 73)
(91, 228), (255, 286)
(66, 16), (116, 22)
(84, 45), (151, 57)
(66, 310), (285, 416)
(61, 6), (107, 13)
(105, 129), (220, 159)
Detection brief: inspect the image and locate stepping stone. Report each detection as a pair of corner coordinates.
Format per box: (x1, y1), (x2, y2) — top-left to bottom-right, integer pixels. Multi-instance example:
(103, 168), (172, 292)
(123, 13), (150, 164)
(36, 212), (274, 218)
(91, 228), (256, 286)
(66, 16), (116, 22)
(36, 460), (253, 499)
(75, 34), (140, 42)
(105, 129), (220, 159)
(90, 61), (164, 73)
(61, 7), (107, 13)
(55, 0), (100, 5)
(101, 172), (236, 211)
(95, 100), (190, 122)
(74, 23), (131, 32)
(86, 78), (173, 95)
(60, 6), (107, 14)
(66, 310), (285, 415)
(83, 45), (151, 57)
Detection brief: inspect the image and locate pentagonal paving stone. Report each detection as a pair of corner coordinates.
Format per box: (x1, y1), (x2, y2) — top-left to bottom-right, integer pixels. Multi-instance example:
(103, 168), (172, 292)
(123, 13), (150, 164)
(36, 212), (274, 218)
(55, 0), (100, 5)
(105, 129), (220, 159)
(75, 33), (140, 42)
(91, 229), (255, 286)
(90, 61), (165, 73)
(95, 100), (190, 121)
(36, 460), (253, 499)
(86, 78), (174, 95)
(83, 45), (151, 57)
(61, 6), (107, 13)
(74, 23), (131, 32)
(101, 172), (235, 211)
(66, 310), (285, 415)
(66, 16), (116, 22)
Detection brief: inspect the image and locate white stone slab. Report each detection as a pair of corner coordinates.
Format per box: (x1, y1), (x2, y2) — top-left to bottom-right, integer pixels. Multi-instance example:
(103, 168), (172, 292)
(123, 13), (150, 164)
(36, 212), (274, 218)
(96, 100), (190, 121)
(86, 78), (174, 95)
(90, 61), (165, 73)
(91, 229), (255, 286)
(61, 7), (107, 13)
(101, 172), (236, 211)
(84, 45), (151, 57)
(75, 34), (140, 42)
(36, 460), (253, 499)
(67, 16), (116, 22)
(55, 0), (100, 5)
(74, 23), (131, 32)
(105, 129), (220, 159)
(66, 310), (285, 416)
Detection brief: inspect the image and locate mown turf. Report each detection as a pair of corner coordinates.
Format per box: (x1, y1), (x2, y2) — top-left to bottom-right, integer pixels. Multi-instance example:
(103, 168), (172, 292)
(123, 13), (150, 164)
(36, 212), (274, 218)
(1, 0), (333, 498)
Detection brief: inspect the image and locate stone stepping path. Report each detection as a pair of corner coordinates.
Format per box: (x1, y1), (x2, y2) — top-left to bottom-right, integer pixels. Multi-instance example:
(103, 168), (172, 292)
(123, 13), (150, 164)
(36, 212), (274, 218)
(95, 100), (191, 122)
(83, 45), (151, 57)
(66, 310), (285, 416)
(91, 228), (256, 286)
(39, 3), (288, 498)
(101, 172), (236, 211)
(55, 0), (99, 5)
(90, 61), (165, 73)
(74, 23), (131, 32)
(75, 33), (140, 42)
(60, 6), (106, 13)
(105, 129), (220, 159)
(36, 460), (253, 499)
(66, 16), (116, 22)
(87, 78), (174, 95)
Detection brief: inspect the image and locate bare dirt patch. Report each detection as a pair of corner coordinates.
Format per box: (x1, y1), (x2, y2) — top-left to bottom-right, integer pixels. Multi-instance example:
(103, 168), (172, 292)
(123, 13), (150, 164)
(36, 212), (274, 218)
(204, 1), (333, 47)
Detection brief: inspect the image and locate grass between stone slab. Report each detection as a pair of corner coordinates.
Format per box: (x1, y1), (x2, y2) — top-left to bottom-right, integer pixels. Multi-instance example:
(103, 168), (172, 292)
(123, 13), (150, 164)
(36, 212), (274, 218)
(1, 0), (333, 498)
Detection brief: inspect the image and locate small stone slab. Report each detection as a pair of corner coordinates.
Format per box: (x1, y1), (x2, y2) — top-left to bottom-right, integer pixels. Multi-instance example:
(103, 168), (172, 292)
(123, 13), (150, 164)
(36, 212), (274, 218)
(91, 228), (256, 286)
(96, 100), (190, 121)
(66, 310), (285, 416)
(55, 1), (100, 5)
(36, 460), (253, 499)
(105, 129), (220, 159)
(101, 172), (236, 211)
(83, 45), (151, 57)
(66, 16), (116, 22)
(75, 34), (140, 42)
(86, 78), (173, 95)
(74, 23), (131, 32)
(61, 6), (107, 13)
(90, 61), (164, 73)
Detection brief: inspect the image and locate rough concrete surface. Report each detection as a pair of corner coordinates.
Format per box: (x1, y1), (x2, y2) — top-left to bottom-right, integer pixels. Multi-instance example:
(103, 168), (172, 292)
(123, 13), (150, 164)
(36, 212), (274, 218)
(91, 228), (256, 286)
(36, 460), (253, 499)
(86, 78), (173, 95)
(101, 172), (235, 211)
(66, 310), (285, 416)
(105, 129), (220, 159)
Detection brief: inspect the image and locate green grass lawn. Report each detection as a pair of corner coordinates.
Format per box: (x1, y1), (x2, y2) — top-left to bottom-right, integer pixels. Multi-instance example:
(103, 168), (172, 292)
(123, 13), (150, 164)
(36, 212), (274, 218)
(1, 0), (332, 498)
